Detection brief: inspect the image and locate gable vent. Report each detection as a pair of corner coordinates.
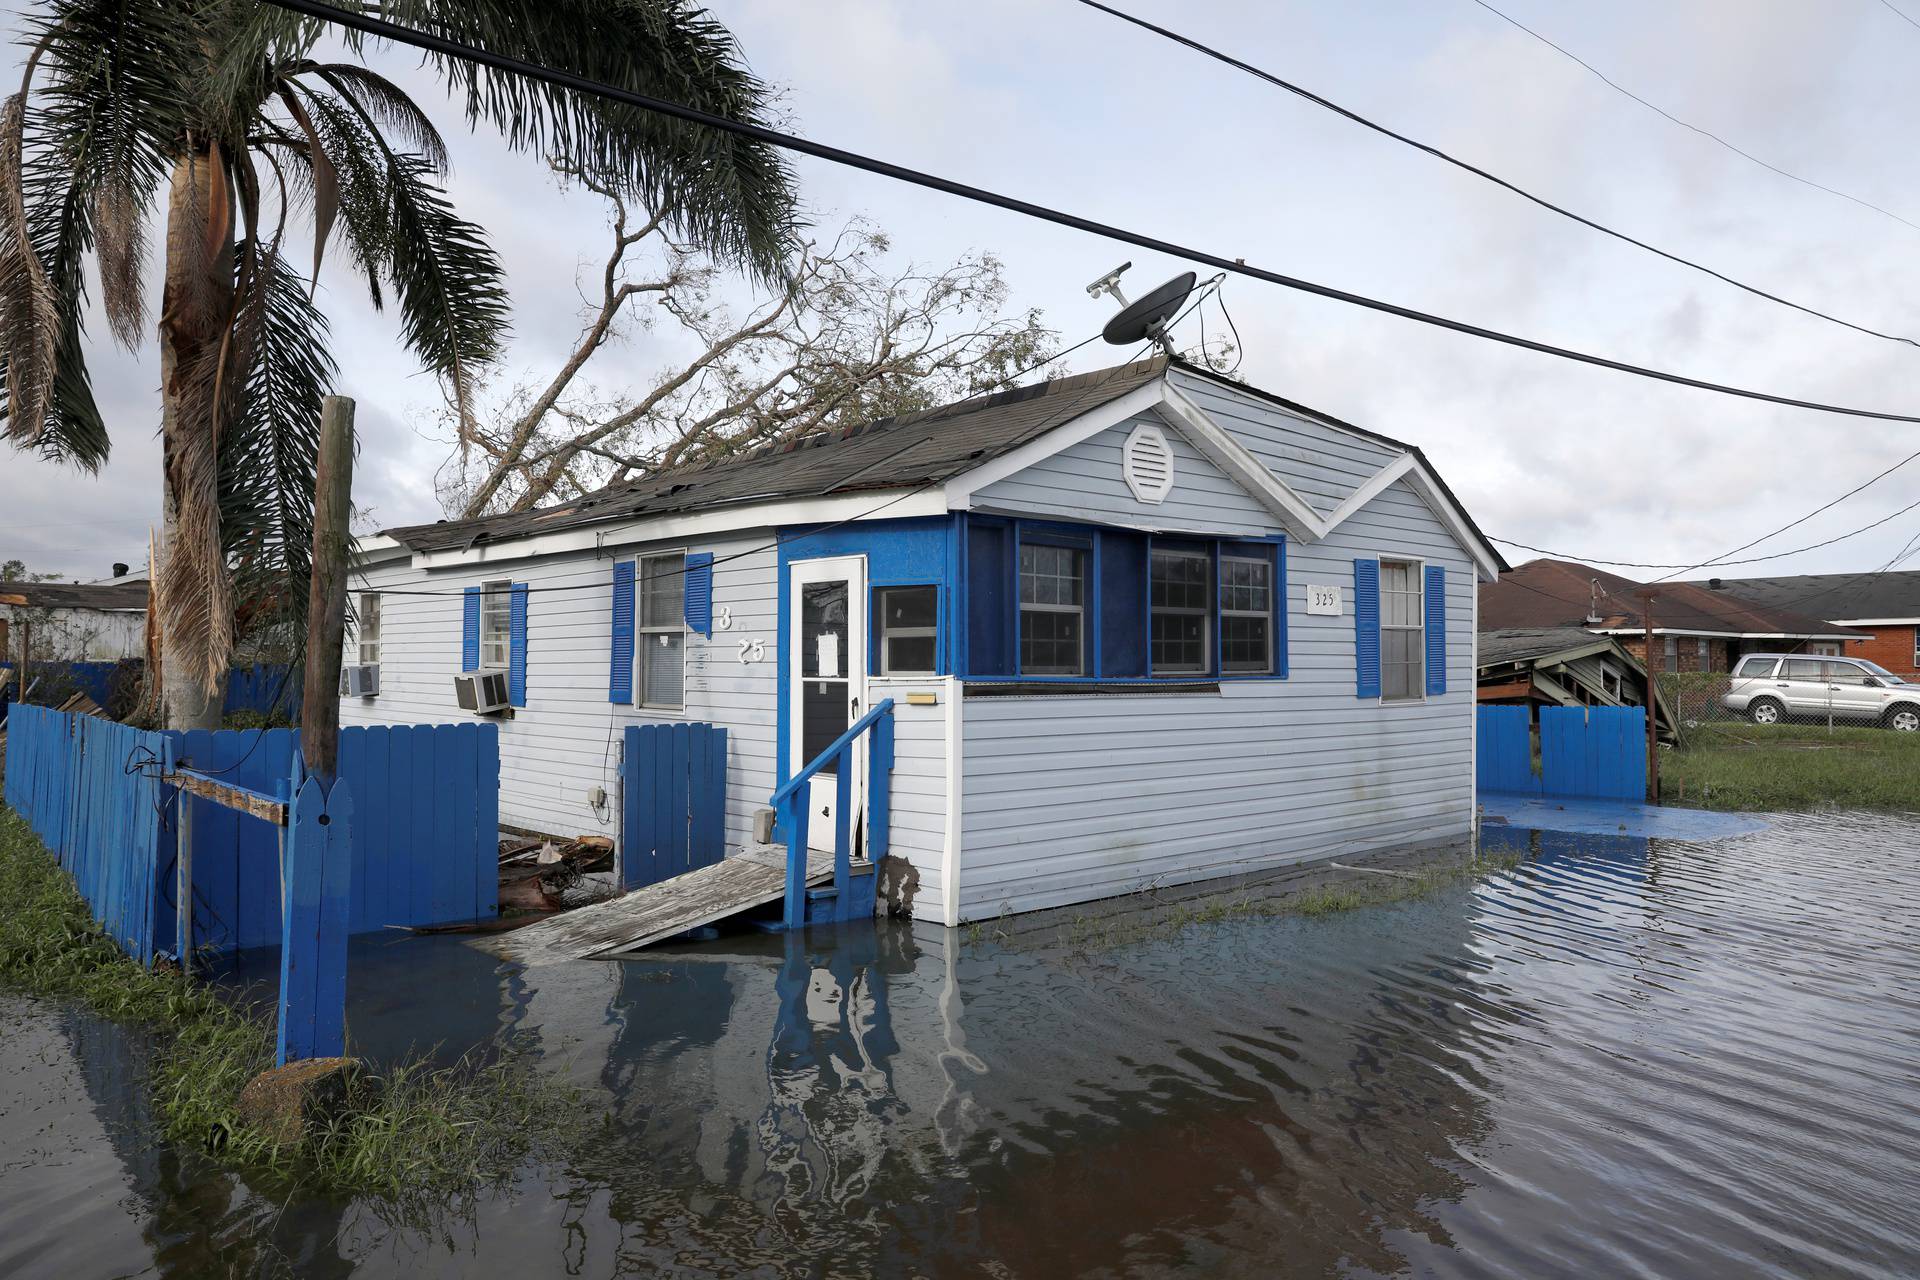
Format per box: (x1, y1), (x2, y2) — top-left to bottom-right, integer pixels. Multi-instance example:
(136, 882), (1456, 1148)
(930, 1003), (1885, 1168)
(1122, 423), (1175, 503)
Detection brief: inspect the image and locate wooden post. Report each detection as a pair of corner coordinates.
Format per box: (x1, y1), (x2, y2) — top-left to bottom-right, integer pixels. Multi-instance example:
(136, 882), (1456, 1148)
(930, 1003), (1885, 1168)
(301, 395), (355, 784)
(19, 619), (30, 702)
(1638, 589), (1660, 804)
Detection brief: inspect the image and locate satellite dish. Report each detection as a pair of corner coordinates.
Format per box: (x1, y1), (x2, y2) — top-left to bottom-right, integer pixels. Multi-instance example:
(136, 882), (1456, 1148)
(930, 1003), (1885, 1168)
(1102, 270), (1197, 352)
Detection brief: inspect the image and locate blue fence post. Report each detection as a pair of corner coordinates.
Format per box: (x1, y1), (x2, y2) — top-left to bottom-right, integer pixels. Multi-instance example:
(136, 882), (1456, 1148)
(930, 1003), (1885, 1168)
(276, 776), (354, 1066)
(868, 709), (894, 863)
(833, 747), (853, 922)
(782, 795), (810, 930)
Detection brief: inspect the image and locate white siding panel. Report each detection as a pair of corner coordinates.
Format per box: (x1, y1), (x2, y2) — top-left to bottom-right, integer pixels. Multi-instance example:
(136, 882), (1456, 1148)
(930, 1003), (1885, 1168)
(956, 474), (1476, 921)
(343, 532), (782, 851)
(1169, 370), (1403, 517)
(867, 676), (951, 922)
(973, 410), (1280, 536)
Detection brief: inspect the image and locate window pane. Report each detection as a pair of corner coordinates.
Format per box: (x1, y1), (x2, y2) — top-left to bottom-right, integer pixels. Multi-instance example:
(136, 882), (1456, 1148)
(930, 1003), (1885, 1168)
(1222, 615), (1269, 672)
(1150, 549), (1209, 610)
(801, 581), (849, 680)
(1222, 557), (1269, 613)
(1021, 544), (1083, 607)
(1150, 611), (1207, 672)
(878, 585), (937, 630)
(642, 630), (684, 706)
(877, 585), (938, 675)
(1021, 608), (1082, 675)
(1784, 659), (1823, 681)
(1735, 657), (1776, 679)
(641, 555), (685, 628)
(886, 634), (938, 675)
(1825, 662), (1868, 686)
(1383, 627), (1423, 701)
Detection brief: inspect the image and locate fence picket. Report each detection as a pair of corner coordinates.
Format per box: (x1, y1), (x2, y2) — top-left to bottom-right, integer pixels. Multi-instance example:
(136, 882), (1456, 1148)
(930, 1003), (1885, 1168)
(620, 722), (729, 890)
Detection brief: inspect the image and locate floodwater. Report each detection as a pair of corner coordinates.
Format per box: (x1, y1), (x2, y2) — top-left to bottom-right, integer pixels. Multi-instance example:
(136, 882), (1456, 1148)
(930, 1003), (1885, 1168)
(3, 812), (1918, 1279)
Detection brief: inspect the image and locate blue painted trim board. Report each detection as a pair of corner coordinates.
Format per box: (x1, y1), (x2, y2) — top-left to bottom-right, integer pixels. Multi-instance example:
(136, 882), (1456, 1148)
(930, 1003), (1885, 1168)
(508, 583), (529, 706)
(1353, 558), (1381, 698)
(1424, 564), (1447, 696)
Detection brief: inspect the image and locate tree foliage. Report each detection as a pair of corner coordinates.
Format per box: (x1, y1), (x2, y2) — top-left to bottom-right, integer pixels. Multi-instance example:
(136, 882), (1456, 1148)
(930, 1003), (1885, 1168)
(0, 0), (797, 695)
(440, 167), (1058, 518)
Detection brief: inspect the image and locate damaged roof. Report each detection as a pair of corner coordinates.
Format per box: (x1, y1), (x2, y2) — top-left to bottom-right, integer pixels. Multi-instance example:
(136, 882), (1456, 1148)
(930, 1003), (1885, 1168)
(1680, 570), (1920, 622)
(0, 579), (148, 611)
(1477, 626), (1628, 668)
(387, 358), (1173, 554)
(1481, 559), (1866, 639)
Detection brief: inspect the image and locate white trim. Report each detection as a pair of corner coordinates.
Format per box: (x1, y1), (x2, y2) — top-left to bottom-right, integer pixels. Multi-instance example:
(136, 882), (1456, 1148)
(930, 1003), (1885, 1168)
(963, 502), (1268, 539)
(1154, 383), (1326, 539)
(1830, 617), (1920, 626)
(394, 490), (948, 572)
(940, 674), (963, 929)
(1395, 460), (1504, 583)
(1592, 626), (1871, 640)
(1320, 453), (1415, 532)
(943, 380), (1170, 498)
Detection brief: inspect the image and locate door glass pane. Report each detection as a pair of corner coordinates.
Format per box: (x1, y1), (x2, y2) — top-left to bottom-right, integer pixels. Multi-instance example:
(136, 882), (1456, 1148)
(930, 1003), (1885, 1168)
(801, 582), (848, 680)
(801, 678), (847, 772)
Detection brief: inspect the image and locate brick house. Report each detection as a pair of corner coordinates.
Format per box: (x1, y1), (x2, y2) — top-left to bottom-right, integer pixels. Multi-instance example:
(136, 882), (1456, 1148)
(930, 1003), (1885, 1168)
(1480, 559), (1864, 672)
(1686, 571), (1920, 677)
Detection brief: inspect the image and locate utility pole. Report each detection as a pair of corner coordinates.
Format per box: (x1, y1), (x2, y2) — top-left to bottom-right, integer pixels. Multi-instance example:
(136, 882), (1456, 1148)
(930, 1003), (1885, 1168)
(1637, 588), (1660, 804)
(300, 396), (355, 784)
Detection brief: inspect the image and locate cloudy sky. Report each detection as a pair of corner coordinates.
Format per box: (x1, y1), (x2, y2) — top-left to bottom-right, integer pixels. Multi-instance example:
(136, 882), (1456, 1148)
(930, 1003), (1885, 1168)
(4, 0), (1919, 585)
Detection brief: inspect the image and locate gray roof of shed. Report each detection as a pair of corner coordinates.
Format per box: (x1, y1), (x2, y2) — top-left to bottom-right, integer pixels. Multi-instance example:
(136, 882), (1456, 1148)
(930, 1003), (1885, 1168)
(1478, 626), (1623, 668)
(1683, 570), (1920, 621)
(386, 358), (1172, 553)
(0, 579), (148, 610)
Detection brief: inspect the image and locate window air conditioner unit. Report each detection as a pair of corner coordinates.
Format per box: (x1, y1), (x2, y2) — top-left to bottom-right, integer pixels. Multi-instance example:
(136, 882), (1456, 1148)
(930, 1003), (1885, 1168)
(454, 669), (510, 714)
(340, 664), (380, 698)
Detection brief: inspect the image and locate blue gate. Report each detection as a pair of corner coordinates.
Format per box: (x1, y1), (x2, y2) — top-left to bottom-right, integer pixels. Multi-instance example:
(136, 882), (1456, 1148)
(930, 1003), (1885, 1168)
(621, 723), (728, 889)
(1478, 704), (1647, 802)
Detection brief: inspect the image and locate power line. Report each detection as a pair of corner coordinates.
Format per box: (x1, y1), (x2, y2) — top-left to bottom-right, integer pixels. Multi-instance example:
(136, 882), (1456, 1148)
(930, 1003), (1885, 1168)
(258, 0), (1920, 426)
(1071, 0), (1918, 348)
(1493, 489), (1920, 572)
(1468, 0), (1920, 235)
(1877, 0), (1920, 33)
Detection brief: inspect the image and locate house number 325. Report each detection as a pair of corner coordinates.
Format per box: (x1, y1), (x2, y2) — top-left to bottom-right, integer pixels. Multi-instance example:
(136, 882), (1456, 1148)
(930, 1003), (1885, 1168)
(737, 638), (766, 664)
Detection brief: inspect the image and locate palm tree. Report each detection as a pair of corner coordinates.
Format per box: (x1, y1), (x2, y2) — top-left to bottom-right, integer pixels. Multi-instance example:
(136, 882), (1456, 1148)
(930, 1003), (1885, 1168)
(0, 0), (796, 727)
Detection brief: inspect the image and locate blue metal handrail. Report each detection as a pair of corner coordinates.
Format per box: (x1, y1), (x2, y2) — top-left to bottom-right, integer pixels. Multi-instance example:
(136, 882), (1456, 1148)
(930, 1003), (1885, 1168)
(773, 697), (895, 928)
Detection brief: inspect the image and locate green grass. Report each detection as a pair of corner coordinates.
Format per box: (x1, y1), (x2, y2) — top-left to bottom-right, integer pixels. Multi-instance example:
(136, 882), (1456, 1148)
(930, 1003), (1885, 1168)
(1660, 722), (1920, 812)
(0, 804), (589, 1200)
(1027, 849), (1525, 956)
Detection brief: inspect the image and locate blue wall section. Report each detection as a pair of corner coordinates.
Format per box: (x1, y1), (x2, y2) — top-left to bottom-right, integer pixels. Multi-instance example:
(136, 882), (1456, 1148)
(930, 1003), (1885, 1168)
(1477, 704), (1647, 802)
(774, 516), (955, 797)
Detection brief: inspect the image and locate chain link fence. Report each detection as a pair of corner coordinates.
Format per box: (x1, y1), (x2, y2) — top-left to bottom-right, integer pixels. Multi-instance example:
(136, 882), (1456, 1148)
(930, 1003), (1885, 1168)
(1657, 660), (1920, 745)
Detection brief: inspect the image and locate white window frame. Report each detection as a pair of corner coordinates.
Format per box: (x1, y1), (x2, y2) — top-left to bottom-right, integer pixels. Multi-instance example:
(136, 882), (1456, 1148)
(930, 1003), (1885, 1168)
(1662, 636), (1679, 673)
(480, 580), (512, 670)
(1018, 542), (1086, 676)
(1913, 627), (1919, 669)
(876, 584), (939, 676)
(1380, 557), (1424, 703)
(357, 592), (381, 667)
(1219, 553), (1273, 675)
(638, 552), (686, 710)
(1150, 545), (1212, 676)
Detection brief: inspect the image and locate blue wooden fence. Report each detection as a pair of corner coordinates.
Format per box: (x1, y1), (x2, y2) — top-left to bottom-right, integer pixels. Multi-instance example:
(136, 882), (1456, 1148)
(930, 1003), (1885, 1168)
(3, 704), (170, 963)
(1478, 704), (1647, 802)
(621, 722), (727, 889)
(0, 660), (298, 721)
(224, 663), (302, 718)
(171, 722), (499, 952)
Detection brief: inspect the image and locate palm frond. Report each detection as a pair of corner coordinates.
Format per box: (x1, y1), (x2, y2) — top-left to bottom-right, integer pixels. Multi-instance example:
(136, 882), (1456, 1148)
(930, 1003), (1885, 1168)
(363, 0), (799, 283)
(305, 62), (449, 176)
(0, 92), (63, 447)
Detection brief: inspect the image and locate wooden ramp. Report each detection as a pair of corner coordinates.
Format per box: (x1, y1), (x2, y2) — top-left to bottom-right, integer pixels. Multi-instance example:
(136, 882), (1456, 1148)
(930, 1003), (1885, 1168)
(487, 845), (832, 966)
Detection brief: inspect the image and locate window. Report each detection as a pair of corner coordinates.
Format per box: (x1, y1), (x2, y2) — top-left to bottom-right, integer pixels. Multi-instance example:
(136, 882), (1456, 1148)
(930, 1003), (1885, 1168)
(357, 592), (381, 666)
(639, 553), (685, 708)
(1380, 559), (1423, 700)
(1734, 656), (1778, 680)
(1220, 555), (1272, 674)
(480, 580), (512, 669)
(1696, 638), (1709, 668)
(1783, 658), (1824, 682)
(1020, 543), (1085, 675)
(1663, 636), (1678, 672)
(876, 586), (938, 675)
(1150, 545), (1211, 674)
(1825, 661), (1870, 686)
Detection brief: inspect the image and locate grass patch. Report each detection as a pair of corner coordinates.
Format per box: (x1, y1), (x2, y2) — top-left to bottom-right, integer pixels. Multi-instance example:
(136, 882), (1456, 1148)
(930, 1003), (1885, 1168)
(1660, 722), (1920, 812)
(0, 803), (589, 1200)
(1035, 849), (1524, 955)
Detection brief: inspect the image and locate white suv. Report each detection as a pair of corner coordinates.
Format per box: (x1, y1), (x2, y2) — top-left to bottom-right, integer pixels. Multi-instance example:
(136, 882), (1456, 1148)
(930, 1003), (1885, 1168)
(1722, 653), (1920, 731)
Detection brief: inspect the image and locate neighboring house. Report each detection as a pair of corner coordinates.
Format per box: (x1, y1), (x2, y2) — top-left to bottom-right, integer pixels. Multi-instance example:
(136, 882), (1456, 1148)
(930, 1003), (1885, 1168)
(0, 577), (148, 664)
(1479, 559), (1862, 672)
(1685, 571), (1920, 678)
(343, 356), (1504, 926)
(1477, 626), (1676, 739)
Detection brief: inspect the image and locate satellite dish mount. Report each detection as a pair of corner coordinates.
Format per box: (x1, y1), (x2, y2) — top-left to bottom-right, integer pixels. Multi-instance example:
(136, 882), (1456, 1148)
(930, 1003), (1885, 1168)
(1087, 262), (1197, 357)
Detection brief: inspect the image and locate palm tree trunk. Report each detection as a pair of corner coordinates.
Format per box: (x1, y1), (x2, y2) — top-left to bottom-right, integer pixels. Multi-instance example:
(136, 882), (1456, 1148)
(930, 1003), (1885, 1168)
(157, 145), (233, 731)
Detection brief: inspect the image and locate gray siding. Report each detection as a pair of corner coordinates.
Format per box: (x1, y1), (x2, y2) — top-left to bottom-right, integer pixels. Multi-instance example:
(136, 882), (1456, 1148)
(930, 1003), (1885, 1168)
(867, 675), (953, 923)
(974, 410), (1279, 537)
(957, 474), (1476, 921)
(343, 532), (780, 851)
(1169, 370), (1402, 517)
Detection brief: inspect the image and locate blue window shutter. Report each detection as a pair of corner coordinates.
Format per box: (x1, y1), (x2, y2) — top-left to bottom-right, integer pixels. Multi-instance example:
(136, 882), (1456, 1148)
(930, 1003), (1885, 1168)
(684, 552), (715, 637)
(1354, 558), (1381, 698)
(461, 587), (481, 672)
(508, 582), (529, 707)
(1425, 565), (1447, 696)
(609, 561), (635, 704)
(1276, 537), (1289, 679)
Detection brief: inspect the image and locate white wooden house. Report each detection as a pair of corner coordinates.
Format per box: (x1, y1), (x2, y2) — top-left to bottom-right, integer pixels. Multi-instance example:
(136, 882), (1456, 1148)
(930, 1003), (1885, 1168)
(344, 357), (1504, 925)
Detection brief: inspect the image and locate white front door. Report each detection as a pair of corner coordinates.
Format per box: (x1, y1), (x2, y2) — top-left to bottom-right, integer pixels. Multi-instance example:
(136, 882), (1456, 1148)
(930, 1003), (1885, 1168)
(788, 556), (867, 853)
